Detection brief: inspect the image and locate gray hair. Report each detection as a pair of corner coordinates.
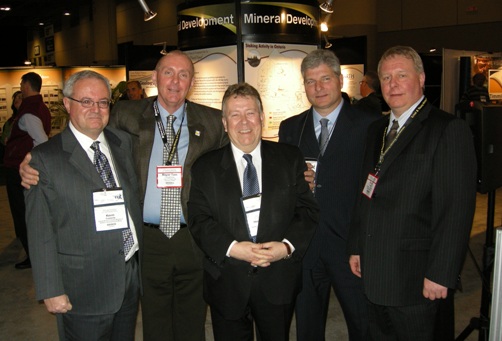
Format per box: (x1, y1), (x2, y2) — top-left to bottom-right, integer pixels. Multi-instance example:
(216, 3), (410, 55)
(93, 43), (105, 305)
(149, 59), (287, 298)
(62, 70), (111, 98)
(301, 49), (341, 78)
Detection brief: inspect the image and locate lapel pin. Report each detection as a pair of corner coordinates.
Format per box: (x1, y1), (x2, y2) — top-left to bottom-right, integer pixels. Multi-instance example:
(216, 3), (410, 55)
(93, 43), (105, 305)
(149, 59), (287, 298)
(195, 130), (201, 136)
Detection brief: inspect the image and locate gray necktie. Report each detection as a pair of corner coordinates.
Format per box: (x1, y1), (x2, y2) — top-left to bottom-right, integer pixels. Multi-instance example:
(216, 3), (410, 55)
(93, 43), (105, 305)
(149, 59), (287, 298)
(160, 115), (182, 238)
(385, 119), (399, 149)
(90, 141), (134, 258)
(318, 118), (329, 155)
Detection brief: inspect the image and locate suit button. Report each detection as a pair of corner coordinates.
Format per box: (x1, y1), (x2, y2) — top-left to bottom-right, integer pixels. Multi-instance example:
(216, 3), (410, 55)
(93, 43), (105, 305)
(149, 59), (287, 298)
(316, 184), (322, 188)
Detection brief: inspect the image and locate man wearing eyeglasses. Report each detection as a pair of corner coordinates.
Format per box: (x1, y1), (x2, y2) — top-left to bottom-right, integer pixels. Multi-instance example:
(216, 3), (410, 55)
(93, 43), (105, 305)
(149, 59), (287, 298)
(25, 70), (143, 340)
(4, 71), (51, 270)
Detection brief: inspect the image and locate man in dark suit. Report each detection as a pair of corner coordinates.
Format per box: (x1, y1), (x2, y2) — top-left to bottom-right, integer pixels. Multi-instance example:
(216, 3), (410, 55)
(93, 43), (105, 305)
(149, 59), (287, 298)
(20, 51), (229, 341)
(347, 46), (477, 340)
(25, 70), (142, 340)
(188, 83), (318, 341)
(279, 49), (375, 341)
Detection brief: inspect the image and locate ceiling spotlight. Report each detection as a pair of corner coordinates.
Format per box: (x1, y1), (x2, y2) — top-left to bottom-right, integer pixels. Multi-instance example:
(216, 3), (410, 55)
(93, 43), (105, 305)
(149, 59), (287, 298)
(0, 7), (11, 11)
(24, 60), (32, 66)
(320, 22), (328, 32)
(63, 11), (71, 16)
(319, 0), (334, 14)
(138, 0), (157, 21)
(429, 48), (437, 53)
(323, 36), (332, 49)
(154, 42), (168, 55)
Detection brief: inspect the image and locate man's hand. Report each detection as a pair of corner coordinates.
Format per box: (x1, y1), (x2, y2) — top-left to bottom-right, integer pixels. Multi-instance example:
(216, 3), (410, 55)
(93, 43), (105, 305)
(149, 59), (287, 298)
(423, 278), (448, 300)
(44, 294), (72, 314)
(229, 241), (272, 266)
(349, 255), (362, 278)
(250, 241), (290, 267)
(304, 162), (315, 191)
(19, 152), (39, 189)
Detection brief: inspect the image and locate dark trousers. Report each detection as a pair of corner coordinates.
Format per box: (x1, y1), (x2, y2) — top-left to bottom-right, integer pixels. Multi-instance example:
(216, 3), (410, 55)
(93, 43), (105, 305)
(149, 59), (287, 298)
(366, 298), (438, 341)
(57, 255), (140, 341)
(295, 237), (369, 341)
(210, 278), (296, 341)
(141, 226), (206, 341)
(5, 167), (29, 257)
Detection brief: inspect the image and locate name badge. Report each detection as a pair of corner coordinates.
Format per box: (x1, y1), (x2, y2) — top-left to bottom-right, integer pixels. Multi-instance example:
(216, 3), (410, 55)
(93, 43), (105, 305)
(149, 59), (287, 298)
(242, 194), (261, 240)
(362, 173), (378, 199)
(157, 165), (183, 188)
(305, 157), (318, 172)
(93, 189), (129, 232)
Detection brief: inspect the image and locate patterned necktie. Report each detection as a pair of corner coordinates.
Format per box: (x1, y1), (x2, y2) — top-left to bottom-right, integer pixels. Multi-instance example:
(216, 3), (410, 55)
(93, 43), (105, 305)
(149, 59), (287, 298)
(159, 115), (182, 238)
(90, 141), (134, 258)
(318, 118), (329, 156)
(242, 154), (260, 197)
(385, 119), (400, 149)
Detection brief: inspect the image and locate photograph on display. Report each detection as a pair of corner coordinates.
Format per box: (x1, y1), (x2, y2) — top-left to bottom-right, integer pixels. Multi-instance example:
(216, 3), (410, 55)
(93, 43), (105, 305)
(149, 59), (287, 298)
(244, 43), (316, 139)
(185, 46), (238, 110)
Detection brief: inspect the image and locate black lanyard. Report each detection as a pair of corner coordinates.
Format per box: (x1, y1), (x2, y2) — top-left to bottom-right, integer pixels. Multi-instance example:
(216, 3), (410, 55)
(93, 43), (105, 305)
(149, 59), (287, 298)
(153, 100), (186, 166)
(374, 97), (427, 175)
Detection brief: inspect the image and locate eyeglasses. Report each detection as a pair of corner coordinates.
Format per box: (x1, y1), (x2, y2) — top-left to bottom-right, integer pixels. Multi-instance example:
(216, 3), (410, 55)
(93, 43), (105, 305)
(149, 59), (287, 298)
(67, 97), (111, 109)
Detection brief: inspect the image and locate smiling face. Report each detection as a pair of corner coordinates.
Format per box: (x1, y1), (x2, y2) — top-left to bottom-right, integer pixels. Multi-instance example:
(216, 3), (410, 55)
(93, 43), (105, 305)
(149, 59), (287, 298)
(379, 55), (425, 117)
(222, 95), (263, 154)
(303, 63), (344, 117)
(152, 52), (194, 113)
(63, 78), (110, 140)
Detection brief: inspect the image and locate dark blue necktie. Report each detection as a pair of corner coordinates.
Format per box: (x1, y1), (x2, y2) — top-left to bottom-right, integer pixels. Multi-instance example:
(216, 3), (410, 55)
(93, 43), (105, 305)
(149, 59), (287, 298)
(242, 154), (259, 197)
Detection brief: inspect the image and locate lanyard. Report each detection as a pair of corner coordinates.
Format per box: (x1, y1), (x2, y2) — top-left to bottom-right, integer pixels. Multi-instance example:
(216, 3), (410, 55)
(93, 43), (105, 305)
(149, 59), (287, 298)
(374, 98), (427, 175)
(153, 100), (186, 166)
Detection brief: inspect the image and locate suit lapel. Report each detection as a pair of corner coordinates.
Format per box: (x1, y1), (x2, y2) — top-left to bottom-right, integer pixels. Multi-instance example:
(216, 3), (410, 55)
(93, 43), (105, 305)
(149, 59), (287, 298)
(322, 103), (354, 158)
(105, 129), (128, 187)
(185, 101), (214, 166)
(298, 108), (321, 157)
(219, 145), (250, 240)
(139, 98), (156, 193)
(61, 128), (104, 189)
(376, 103), (432, 177)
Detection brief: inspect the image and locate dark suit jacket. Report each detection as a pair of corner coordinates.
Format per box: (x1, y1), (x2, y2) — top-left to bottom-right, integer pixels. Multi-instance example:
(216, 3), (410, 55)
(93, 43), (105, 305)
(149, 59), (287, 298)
(26, 127), (143, 315)
(347, 100), (477, 306)
(188, 141), (319, 319)
(353, 92), (385, 117)
(109, 97), (229, 215)
(279, 102), (376, 267)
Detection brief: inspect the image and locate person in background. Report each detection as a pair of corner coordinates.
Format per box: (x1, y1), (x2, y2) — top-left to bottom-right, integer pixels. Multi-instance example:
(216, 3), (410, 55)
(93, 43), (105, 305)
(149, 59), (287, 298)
(125, 80), (144, 100)
(0, 91), (23, 159)
(25, 70), (142, 341)
(354, 71), (387, 116)
(460, 72), (489, 103)
(348, 45), (477, 341)
(4, 72), (51, 270)
(189, 82), (318, 341)
(279, 49), (376, 341)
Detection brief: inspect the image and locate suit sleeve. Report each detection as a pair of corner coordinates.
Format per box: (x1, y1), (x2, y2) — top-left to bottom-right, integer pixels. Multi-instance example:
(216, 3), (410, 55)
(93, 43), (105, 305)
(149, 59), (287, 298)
(427, 118), (477, 287)
(281, 148), (319, 259)
(25, 149), (65, 301)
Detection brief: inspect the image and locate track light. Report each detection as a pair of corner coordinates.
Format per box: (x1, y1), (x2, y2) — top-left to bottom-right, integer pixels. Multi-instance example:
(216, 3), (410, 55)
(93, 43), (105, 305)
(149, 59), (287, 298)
(319, 0), (334, 14)
(138, 0), (157, 21)
(323, 36), (332, 49)
(154, 42), (168, 55)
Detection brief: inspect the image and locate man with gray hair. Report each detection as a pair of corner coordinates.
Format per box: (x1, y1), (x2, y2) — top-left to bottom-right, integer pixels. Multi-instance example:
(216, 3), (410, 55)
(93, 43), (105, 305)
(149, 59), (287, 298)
(279, 49), (376, 340)
(26, 70), (142, 340)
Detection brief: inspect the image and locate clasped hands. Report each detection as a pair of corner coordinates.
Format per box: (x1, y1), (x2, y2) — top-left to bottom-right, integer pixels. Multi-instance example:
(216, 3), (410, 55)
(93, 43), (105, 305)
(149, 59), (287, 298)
(229, 241), (289, 267)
